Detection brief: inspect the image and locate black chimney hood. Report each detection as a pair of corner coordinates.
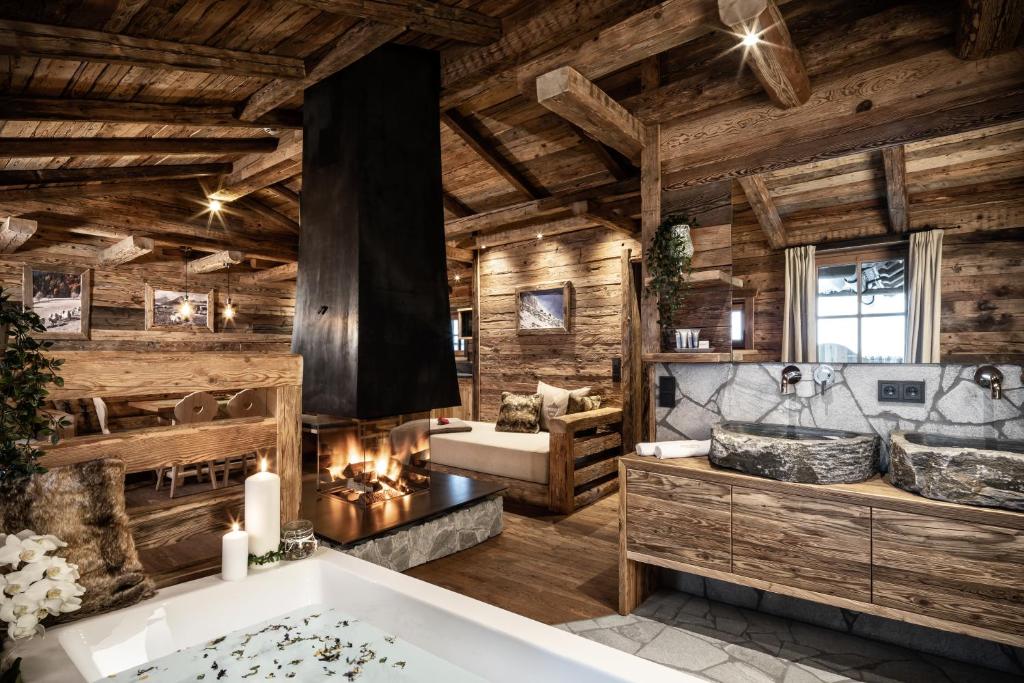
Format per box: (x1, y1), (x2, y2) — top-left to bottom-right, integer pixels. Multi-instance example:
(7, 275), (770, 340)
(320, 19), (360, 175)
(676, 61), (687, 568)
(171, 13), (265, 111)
(292, 44), (460, 419)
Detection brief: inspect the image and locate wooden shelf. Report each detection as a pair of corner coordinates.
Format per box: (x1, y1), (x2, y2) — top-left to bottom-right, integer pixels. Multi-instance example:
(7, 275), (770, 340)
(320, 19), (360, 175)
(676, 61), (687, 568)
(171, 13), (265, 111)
(685, 269), (742, 288)
(643, 352), (733, 363)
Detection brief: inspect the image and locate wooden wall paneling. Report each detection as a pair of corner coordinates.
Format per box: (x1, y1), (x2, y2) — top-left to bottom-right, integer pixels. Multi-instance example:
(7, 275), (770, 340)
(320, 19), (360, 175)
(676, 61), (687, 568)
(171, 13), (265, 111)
(640, 124), (660, 354)
(731, 487), (872, 602)
(624, 468), (732, 571)
(872, 508), (1024, 637)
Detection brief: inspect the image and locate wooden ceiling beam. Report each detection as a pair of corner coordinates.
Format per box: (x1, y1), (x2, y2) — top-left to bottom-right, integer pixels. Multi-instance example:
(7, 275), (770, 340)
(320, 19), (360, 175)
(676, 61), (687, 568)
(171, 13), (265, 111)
(264, 183), (301, 206)
(289, 0), (500, 44)
(0, 216), (37, 254)
(98, 235), (154, 266)
(0, 163), (231, 189)
(240, 21), (403, 122)
(572, 126), (635, 181)
(476, 215), (597, 250)
(956, 0), (1024, 59)
(727, 0), (810, 108)
(442, 110), (545, 199)
(188, 250), (244, 274)
(0, 137), (276, 158)
(0, 177), (232, 202)
(442, 191), (473, 218)
(236, 197), (300, 236)
(447, 198), (588, 239)
(0, 20), (306, 79)
(737, 175), (787, 249)
(584, 205), (640, 236)
(0, 96), (301, 129)
(239, 262), (298, 285)
(536, 66), (646, 164)
(446, 245), (474, 263)
(881, 145), (909, 234)
(209, 131), (303, 202)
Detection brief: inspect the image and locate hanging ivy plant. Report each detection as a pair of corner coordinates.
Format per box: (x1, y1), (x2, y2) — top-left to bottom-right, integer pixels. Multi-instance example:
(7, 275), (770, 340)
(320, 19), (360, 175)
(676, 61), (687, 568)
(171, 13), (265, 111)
(0, 287), (68, 492)
(645, 214), (697, 329)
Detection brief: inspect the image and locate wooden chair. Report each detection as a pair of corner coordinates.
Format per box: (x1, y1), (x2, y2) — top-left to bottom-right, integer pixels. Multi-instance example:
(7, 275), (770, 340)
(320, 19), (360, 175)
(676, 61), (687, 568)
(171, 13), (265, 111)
(220, 389), (266, 485)
(92, 397), (111, 435)
(158, 392), (221, 498)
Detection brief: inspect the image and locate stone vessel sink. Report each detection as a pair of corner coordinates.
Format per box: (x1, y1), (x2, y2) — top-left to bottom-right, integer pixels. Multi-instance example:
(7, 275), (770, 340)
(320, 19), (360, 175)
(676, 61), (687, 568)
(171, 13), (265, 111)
(888, 432), (1024, 511)
(709, 422), (880, 484)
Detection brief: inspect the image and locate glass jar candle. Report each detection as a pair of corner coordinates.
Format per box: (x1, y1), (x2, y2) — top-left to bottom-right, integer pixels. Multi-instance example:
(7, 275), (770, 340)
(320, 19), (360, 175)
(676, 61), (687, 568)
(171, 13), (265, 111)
(281, 520), (318, 561)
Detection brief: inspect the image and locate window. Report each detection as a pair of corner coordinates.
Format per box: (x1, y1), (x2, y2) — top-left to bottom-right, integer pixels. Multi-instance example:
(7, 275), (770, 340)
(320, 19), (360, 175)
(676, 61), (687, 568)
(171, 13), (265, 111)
(731, 299), (748, 349)
(816, 251), (906, 363)
(451, 315), (466, 354)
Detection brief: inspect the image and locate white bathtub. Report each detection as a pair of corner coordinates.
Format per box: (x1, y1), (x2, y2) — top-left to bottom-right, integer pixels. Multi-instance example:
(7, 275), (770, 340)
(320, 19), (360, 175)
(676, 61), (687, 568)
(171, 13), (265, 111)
(18, 548), (695, 682)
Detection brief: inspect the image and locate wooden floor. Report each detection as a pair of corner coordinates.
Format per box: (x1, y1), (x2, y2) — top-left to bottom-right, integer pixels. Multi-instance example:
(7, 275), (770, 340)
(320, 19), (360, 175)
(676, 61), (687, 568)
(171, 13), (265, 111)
(406, 496), (621, 625)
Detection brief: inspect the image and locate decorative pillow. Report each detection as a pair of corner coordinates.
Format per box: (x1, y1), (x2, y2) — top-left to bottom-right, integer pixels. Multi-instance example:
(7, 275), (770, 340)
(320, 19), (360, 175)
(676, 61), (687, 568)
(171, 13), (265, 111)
(0, 458), (155, 622)
(495, 392), (543, 434)
(536, 381), (591, 431)
(568, 394), (603, 414)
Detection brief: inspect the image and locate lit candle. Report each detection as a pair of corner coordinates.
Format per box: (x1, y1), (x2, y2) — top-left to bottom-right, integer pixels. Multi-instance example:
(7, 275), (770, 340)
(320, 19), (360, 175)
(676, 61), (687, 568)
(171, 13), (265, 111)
(244, 457), (280, 558)
(222, 522), (249, 582)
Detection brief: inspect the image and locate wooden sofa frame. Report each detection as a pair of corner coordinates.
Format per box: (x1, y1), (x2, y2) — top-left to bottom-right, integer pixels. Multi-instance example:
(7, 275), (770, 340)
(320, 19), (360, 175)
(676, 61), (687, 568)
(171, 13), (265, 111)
(433, 407), (624, 514)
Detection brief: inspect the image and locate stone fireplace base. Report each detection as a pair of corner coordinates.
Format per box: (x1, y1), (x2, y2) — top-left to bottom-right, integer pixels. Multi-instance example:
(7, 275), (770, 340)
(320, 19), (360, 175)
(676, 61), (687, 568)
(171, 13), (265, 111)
(318, 495), (503, 572)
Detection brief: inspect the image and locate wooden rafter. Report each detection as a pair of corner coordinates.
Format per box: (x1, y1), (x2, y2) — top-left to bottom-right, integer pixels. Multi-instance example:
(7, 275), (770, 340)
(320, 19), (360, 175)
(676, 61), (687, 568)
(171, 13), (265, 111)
(442, 110), (544, 199)
(0, 163), (231, 188)
(236, 198), (300, 236)
(240, 22), (403, 122)
(442, 191), (473, 218)
(585, 205), (640, 236)
(881, 145), (909, 234)
(239, 262), (298, 285)
(0, 20), (306, 79)
(0, 96), (301, 129)
(572, 126), (635, 181)
(956, 0), (1024, 59)
(447, 198), (588, 239)
(0, 137), (276, 158)
(536, 66), (645, 164)
(737, 175), (787, 249)
(264, 183), (301, 207)
(476, 215), (596, 250)
(188, 250), (244, 274)
(209, 132), (303, 202)
(0, 216), (37, 254)
(289, 0), (501, 44)
(99, 236), (154, 266)
(446, 245), (474, 263)
(0, 178), (229, 202)
(727, 0), (810, 108)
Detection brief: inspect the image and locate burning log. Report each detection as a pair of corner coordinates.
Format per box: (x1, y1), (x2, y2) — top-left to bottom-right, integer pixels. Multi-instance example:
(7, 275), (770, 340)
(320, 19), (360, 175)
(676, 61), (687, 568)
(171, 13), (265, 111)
(342, 460), (369, 478)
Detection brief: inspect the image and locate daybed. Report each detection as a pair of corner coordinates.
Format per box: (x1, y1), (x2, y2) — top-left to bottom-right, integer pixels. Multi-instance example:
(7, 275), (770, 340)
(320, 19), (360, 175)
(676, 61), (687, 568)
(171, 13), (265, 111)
(430, 407), (624, 514)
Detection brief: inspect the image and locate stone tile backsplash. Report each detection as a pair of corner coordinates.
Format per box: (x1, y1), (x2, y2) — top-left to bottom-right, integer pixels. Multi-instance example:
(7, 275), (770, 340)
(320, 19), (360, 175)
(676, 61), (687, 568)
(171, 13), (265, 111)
(656, 363), (1023, 467)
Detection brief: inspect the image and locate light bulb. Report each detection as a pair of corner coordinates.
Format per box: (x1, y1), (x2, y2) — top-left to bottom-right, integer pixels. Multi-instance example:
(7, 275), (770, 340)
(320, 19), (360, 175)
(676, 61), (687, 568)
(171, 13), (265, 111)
(454, 274), (461, 282)
(741, 30), (760, 47)
(536, 232), (543, 240)
(178, 298), (193, 320)
(207, 198), (223, 213)
(223, 302), (235, 320)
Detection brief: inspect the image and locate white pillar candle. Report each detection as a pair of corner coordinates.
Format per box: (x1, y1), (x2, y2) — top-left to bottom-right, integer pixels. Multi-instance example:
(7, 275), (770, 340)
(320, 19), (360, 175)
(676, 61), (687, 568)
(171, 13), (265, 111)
(221, 523), (249, 582)
(245, 457), (281, 557)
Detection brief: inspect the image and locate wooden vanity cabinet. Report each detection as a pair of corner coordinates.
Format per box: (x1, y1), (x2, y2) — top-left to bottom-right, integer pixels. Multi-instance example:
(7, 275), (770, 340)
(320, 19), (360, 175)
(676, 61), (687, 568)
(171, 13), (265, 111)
(619, 456), (1024, 648)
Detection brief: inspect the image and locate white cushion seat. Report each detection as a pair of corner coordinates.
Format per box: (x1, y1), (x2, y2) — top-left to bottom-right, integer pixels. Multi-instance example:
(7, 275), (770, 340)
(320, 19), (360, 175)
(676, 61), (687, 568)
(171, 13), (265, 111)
(430, 421), (550, 484)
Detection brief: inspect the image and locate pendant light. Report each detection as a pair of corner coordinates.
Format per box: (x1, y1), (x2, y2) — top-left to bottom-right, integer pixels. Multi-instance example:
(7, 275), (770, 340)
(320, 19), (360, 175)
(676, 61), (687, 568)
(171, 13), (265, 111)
(178, 248), (193, 321)
(223, 266), (236, 321)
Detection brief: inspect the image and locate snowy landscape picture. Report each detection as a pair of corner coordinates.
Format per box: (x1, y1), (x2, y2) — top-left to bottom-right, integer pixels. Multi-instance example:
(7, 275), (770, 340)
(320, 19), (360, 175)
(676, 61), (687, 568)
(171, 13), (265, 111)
(146, 284), (214, 331)
(23, 266), (90, 339)
(516, 282), (571, 335)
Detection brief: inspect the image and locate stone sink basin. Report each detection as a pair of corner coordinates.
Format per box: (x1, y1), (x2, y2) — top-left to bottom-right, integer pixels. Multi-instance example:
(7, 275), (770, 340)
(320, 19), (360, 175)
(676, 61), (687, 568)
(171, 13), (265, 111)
(709, 421), (880, 484)
(888, 432), (1024, 511)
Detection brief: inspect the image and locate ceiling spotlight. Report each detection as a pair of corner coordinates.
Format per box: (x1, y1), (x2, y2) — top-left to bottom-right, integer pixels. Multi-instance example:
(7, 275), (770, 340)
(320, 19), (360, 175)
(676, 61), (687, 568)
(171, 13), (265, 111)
(207, 198), (223, 213)
(454, 274), (461, 282)
(741, 30), (760, 47)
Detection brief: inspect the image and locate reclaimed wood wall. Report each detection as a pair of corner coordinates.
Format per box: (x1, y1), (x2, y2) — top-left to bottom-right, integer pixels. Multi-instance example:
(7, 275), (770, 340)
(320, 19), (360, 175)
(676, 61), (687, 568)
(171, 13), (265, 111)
(477, 227), (639, 420)
(1, 238), (294, 352)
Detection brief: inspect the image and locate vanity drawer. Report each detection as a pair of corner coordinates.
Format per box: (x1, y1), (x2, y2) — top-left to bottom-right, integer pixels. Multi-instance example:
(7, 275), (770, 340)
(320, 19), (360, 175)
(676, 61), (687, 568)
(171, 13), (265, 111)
(732, 487), (872, 602)
(624, 469), (731, 572)
(872, 509), (1024, 636)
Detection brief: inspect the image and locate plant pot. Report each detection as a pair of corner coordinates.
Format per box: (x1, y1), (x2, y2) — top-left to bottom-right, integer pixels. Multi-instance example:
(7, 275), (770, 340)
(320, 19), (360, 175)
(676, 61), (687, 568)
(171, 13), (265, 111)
(671, 222), (695, 260)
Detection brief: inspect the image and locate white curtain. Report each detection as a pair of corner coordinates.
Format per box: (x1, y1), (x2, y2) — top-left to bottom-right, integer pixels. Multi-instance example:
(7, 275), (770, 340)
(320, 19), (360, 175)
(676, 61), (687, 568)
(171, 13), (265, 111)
(907, 229), (943, 363)
(782, 245), (817, 363)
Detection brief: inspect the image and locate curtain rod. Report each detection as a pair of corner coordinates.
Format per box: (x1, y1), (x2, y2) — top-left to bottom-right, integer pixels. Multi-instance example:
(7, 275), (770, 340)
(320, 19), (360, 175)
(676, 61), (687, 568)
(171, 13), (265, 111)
(814, 234), (909, 254)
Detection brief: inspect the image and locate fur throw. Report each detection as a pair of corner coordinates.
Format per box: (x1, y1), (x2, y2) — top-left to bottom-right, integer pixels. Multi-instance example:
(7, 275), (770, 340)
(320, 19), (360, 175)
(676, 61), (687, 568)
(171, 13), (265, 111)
(0, 459), (155, 622)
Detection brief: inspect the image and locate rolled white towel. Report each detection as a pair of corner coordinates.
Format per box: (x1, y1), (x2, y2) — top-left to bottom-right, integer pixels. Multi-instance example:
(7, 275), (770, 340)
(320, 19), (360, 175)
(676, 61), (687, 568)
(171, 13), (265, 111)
(635, 442), (657, 456)
(653, 440), (710, 459)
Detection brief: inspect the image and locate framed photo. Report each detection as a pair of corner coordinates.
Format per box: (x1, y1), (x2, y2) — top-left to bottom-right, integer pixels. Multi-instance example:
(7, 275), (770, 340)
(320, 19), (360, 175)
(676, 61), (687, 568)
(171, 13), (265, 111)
(145, 284), (215, 332)
(515, 281), (572, 335)
(22, 265), (91, 340)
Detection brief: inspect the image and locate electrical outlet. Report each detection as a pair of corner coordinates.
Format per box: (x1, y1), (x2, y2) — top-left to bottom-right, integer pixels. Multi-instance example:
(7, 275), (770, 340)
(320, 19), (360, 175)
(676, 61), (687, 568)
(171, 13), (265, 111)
(878, 380), (926, 403)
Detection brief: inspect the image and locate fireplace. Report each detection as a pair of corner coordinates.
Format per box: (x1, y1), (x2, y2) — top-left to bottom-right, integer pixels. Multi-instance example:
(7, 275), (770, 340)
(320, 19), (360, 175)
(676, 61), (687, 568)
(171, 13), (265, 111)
(315, 416), (431, 507)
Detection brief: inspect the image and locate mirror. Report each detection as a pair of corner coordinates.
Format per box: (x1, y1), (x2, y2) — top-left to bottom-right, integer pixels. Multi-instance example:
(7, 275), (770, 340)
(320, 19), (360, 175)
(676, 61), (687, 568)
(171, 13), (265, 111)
(702, 119), (1022, 364)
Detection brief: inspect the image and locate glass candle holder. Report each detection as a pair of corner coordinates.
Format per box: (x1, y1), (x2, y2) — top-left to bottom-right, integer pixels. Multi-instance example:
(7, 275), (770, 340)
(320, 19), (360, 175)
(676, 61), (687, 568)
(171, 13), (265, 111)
(281, 519), (318, 561)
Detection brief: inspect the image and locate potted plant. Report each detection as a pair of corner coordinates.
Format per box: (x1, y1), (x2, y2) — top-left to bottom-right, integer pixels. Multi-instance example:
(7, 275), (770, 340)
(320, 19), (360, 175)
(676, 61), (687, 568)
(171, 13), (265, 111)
(0, 287), (67, 489)
(645, 214), (697, 350)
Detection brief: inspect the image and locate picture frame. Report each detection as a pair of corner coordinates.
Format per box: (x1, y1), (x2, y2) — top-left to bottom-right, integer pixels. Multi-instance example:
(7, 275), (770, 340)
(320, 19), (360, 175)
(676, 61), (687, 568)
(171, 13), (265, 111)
(145, 283), (215, 332)
(22, 265), (91, 340)
(515, 281), (572, 335)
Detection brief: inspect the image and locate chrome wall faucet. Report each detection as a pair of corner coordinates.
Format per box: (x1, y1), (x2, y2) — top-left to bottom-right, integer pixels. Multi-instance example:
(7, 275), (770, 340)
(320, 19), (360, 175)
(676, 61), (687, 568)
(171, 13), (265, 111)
(781, 365), (802, 393)
(974, 365), (1004, 399)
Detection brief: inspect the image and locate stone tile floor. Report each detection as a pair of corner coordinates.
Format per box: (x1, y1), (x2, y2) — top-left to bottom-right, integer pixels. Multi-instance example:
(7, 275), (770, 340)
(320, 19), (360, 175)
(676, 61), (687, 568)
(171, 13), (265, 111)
(557, 590), (1020, 682)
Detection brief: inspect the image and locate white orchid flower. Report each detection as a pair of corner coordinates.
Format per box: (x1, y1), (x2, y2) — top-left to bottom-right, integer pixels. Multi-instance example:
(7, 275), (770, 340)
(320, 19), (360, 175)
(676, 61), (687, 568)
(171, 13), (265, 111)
(10, 610), (42, 640)
(42, 556), (80, 582)
(27, 534), (66, 552)
(0, 592), (38, 623)
(0, 534), (47, 569)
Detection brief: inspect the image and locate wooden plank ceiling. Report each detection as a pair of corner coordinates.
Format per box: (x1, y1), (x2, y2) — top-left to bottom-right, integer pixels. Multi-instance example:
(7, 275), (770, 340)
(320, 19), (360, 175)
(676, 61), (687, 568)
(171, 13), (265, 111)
(0, 0), (1021, 276)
